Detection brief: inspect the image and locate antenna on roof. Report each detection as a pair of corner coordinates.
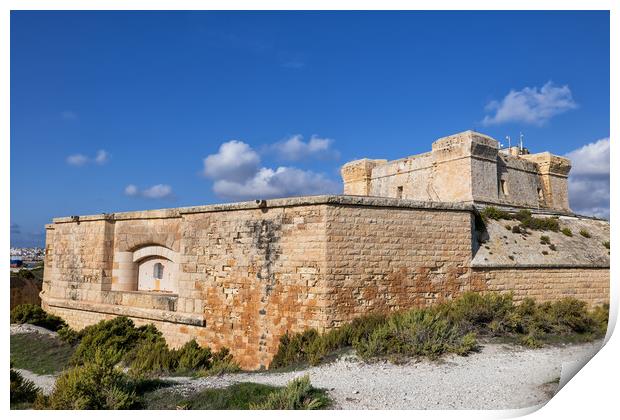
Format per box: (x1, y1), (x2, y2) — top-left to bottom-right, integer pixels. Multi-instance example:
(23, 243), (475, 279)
(506, 135), (511, 149)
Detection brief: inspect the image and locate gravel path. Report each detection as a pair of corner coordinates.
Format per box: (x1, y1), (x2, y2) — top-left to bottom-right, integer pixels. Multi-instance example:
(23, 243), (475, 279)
(163, 340), (603, 410)
(15, 369), (57, 396)
(11, 323), (58, 338)
(12, 336), (602, 408)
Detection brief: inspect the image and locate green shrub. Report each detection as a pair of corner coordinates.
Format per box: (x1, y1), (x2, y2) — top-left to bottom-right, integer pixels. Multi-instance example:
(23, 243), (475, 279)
(515, 209), (532, 221)
(202, 348), (241, 376)
(561, 228), (573, 237)
(46, 351), (140, 409)
(540, 235), (550, 245)
(270, 293), (609, 369)
(57, 325), (82, 344)
(176, 339), (214, 372)
(270, 314), (387, 369)
(71, 317), (237, 377)
(10, 304), (67, 332)
(522, 216), (559, 232)
(579, 229), (591, 238)
(126, 335), (177, 377)
(480, 207), (559, 232)
(541, 298), (595, 334)
(438, 292), (514, 334)
(270, 329), (321, 369)
(202, 358), (241, 376)
(70, 317), (144, 366)
(354, 310), (478, 361)
(146, 380), (328, 410)
(603, 241), (610, 249)
(505, 225), (512, 231)
(249, 375), (329, 410)
(591, 304), (609, 336)
(17, 269), (35, 280)
(480, 206), (511, 220)
(503, 297), (605, 339)
(10, 368), (40, 406)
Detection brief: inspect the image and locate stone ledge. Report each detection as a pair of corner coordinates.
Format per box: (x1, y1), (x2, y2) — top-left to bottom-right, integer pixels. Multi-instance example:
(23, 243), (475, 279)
(472, 201), (608, 221)
(471, 263), (610, 269)
(43, 296), (205, 326)
(52, 195), (475, 223)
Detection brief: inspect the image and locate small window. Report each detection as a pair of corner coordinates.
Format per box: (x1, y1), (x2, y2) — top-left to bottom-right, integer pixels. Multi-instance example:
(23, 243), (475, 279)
(500, 180), (508, 196)
(537, 187), (544, 200)
(396, 186), (403, 199)
(153, 262), (164, 279)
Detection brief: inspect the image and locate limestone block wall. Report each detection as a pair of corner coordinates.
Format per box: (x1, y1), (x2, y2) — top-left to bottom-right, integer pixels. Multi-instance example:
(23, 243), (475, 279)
(341, 159), (387, 195)
(521, 153), (571, 211)
(340, 130), (572, 212)
(323, 199), (483, 326)
(473, 267), (609, 307)
(470, 214), (610, 307)
(42, 218), (114, 304)
(42, 198), (333, 370)
(41, 195), (609, 370)
(494, 154), (542, 208)
(431, 131), (498, 204)
(178, 203), (330, 369)
(369, 152), (434, 200)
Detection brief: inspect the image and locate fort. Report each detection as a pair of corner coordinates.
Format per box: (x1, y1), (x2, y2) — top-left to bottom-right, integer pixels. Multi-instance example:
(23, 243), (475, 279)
(40, 130), (610, 369)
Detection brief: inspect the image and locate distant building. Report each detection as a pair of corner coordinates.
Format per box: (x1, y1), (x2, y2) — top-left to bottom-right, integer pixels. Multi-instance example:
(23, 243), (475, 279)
(10, 256), (23, 268)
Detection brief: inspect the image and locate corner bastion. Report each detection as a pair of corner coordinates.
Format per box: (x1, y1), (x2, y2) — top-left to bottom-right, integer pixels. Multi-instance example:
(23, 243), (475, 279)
(41, 131), (609, 370)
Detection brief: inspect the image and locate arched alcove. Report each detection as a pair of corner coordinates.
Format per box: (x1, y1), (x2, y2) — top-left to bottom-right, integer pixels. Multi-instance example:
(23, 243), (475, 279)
(136, 256), (177, 293)
(111, 245), (179, 294)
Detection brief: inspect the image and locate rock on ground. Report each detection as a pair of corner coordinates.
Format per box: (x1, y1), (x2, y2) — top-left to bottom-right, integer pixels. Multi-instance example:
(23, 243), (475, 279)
(10, 323), (58, 338)
(15, 369), (57, 396)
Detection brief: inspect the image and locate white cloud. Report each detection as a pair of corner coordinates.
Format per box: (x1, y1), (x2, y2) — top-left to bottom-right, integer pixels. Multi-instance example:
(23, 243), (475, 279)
(203, 140), (260, 182)
(66, 150), (110, 166)
(213, 166), (340, 200)
(124, 184), (174, 199)
(66, 154), (89, 166)
(124, 184), (139, 196)
(566, 138), (609, 219)
(61, 110), (78, 120)
(203, 139), (340, 200)
(482, 82), (577, 126)
(95, 150), (110, 165)
(271, 135), (338, 161)
(142, 184), (173, 199)
(566, 138), (609, 177)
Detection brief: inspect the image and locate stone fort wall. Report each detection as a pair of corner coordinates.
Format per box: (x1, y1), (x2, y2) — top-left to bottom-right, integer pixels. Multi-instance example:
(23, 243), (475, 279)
(341, 131), (572, 212)
(473, 267), (609, 307)
(42, 196), (609, 369)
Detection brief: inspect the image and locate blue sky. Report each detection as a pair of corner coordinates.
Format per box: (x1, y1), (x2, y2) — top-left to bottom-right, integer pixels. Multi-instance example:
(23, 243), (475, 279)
(10, 11), (610, 247)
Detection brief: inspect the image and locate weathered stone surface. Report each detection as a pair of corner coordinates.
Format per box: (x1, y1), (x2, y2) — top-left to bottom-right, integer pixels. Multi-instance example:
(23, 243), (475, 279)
(472, 216), (610, 268)
(343, 130), (572, 212)
(473, 268), (609, 307)
(41, 131), (609, 370)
